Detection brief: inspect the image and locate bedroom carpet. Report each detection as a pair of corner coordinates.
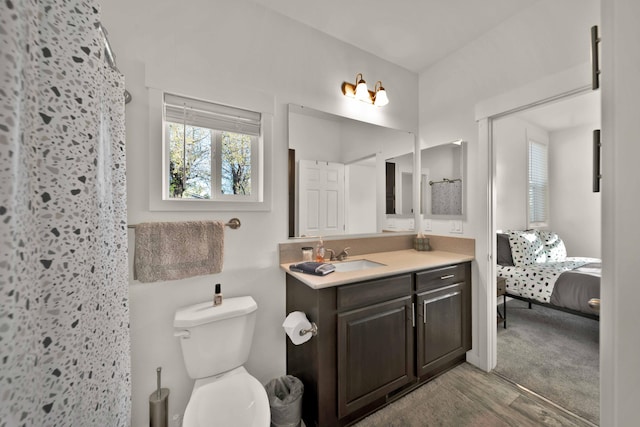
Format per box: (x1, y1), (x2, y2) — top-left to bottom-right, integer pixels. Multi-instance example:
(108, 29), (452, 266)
(495, 299), (599, 425)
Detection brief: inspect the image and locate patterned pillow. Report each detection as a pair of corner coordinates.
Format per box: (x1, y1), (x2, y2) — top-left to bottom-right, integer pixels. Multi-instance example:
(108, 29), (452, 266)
(497, 233), (515, 266)
(508, 230), (547, 266)
(538, 230), (567, 262)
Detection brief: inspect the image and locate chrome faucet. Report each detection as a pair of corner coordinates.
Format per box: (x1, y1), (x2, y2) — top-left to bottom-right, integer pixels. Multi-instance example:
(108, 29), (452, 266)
(326, 247), (350, 261)
(336, 247), (350, 261)
(325, 248), (336, 261)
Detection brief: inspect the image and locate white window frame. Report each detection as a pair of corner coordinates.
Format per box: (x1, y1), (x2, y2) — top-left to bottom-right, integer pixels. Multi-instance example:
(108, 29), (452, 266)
(148, 87), (272, 212)
(163, 93), (261, 202)
(527, 138), (548, 228)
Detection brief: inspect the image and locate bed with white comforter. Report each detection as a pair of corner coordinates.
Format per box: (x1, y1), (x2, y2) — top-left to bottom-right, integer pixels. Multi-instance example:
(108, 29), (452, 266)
(497, 230), (600, 317)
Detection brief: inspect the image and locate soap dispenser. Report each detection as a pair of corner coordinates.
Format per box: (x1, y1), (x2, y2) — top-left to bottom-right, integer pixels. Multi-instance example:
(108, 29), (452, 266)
(315, 238), (325, 263)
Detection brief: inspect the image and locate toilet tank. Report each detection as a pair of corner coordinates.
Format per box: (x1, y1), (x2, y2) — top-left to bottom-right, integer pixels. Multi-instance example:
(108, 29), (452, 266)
(174, 296), (257, 379)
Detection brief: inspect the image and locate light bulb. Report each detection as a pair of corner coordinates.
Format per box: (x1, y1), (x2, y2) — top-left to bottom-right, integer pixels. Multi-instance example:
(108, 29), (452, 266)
(374, 87), (388, 107)
(355, 80), (370, 102)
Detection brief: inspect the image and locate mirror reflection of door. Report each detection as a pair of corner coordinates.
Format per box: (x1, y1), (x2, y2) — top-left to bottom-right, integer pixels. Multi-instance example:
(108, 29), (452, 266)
(402, 172), (413, 214)
(385, 162), (395, 214)
(298, 160), (345, 237)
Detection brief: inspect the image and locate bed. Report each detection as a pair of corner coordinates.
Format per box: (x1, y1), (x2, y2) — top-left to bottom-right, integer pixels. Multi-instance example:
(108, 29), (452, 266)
(497, 230), (600, 319)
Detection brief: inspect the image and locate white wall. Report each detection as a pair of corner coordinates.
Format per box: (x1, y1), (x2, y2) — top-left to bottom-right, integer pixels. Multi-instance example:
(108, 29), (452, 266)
(100, 0), (418, 425)
(346, 163), (377, 234)
(493, 115), (601, 257)
(493, 116), (530, 231)
(600, 0), (640, 424)
(549, 125), (601, 257)
(418, 0), (600, 369)
(289, 113), (342, 162)
(493, 116), (550, 231)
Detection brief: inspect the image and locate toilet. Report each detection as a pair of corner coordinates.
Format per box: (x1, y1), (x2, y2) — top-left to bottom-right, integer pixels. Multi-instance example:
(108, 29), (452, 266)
(174, 296), (270, 427)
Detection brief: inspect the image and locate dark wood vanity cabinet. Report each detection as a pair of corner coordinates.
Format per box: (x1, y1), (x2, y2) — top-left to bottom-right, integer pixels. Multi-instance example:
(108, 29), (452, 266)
(415, 263), (471, 379)
(286, 261), (471, 427)
(337, 292), (414, 417)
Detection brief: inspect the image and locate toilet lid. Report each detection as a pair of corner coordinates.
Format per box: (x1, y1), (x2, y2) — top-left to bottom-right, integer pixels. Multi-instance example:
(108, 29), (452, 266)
(184, 371), (270, 427)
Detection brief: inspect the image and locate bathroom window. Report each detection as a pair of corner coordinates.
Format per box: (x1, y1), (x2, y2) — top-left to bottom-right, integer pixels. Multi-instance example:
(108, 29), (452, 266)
(527, 138), (548, 228)
(164, 93), (261, 202)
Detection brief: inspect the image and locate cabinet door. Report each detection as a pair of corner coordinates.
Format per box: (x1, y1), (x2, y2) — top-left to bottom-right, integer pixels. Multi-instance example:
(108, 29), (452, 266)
(337, 296), (414, 418)
(416, 282), (468, 378)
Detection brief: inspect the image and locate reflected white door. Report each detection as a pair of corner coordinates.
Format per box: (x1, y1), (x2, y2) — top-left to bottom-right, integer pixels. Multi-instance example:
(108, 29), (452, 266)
(299, 160), (345, 237)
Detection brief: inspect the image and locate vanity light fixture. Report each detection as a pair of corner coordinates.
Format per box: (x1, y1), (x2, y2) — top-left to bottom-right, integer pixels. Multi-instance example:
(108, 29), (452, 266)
(342, 73), (389, 107)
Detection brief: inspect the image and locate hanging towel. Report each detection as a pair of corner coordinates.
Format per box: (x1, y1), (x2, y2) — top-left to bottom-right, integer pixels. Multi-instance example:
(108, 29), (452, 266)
(431, 180), (462, 215)
(134, 220), (224, 283)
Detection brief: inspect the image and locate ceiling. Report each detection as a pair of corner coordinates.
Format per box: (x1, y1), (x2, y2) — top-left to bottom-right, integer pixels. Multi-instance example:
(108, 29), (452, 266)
(253, 0), (540, 73)
(513, 90), (601, 131)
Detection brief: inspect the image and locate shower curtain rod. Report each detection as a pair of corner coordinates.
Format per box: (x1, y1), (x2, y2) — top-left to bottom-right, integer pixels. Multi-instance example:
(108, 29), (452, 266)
(98, 22), (132, 104)
(429, 178), (462, 185)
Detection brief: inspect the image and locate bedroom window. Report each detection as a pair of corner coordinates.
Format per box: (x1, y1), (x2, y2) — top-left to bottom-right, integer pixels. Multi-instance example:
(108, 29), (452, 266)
(528, 139), (548, 227)
(163, 93), (262, 202)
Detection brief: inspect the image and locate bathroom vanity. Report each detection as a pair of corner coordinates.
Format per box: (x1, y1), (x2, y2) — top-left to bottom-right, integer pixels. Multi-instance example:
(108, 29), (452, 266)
(280, 242), (473, 427)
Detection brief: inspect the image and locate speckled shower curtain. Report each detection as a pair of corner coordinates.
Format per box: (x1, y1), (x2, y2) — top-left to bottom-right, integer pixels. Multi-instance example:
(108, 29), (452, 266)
(431, 180), (462, 216)
(0, 1), (130, 426)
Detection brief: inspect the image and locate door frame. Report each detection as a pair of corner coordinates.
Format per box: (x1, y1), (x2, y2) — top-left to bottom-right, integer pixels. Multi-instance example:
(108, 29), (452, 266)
(475, 62), (595, 370)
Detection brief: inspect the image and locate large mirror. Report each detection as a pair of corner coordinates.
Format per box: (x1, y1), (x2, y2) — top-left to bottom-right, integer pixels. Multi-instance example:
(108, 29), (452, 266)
(419, 141), (466, 219)
(288, 104), (415, 238)
(384, 152), (414, 216)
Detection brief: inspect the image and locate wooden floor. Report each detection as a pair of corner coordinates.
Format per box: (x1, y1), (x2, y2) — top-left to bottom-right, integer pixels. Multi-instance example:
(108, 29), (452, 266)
(353, 363), (597, 427)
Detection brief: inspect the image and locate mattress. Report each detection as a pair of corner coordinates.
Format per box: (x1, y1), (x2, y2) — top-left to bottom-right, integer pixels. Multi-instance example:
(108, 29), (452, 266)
(497, 257), (601, 315)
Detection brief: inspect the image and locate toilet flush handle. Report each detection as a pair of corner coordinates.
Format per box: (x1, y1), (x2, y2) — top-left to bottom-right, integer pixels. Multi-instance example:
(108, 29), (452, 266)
(174, 330), (191, 339)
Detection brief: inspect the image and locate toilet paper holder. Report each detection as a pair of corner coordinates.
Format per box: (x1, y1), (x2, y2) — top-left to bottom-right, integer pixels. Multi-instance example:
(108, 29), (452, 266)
(299, 322), (318, 337)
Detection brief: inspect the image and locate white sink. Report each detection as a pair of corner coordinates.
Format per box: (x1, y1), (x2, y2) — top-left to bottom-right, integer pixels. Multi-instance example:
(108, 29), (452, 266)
(332, 259), (386, 272)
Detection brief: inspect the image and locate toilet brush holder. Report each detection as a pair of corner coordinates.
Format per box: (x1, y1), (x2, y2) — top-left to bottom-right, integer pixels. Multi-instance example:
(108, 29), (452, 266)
(149, 367), (170, 427)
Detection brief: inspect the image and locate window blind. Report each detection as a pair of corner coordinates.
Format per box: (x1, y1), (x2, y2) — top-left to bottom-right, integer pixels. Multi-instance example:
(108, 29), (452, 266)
(164, 93), (261, 136)
(528, 140), (548, 224)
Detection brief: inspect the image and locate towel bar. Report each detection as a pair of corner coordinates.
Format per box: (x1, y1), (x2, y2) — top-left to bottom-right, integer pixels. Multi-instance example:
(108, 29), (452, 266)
(128, 218), (241, 230)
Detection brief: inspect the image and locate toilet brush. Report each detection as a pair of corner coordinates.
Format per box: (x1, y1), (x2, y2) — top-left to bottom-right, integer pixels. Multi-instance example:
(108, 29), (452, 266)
(149, 367), (170, 427)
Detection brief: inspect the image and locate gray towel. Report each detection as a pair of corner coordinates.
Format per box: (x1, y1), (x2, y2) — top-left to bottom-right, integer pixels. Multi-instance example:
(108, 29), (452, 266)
(134, 220), (224, 283)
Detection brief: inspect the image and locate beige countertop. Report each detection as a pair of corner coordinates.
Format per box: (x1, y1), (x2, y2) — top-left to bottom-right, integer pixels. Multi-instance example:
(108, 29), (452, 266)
(280, 249), (474, 289)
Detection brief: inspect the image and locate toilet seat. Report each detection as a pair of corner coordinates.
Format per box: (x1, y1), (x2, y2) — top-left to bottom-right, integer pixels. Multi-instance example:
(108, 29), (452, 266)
(183, 367), (270, 427)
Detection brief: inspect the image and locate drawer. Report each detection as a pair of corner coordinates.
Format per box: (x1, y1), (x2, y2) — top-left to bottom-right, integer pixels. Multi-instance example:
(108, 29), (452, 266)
(416, 263), (467, 292)
(337, 274), (412, 311)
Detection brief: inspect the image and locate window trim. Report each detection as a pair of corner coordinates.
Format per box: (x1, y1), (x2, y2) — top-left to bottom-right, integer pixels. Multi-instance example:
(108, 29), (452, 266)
(148, 87), (272, 212)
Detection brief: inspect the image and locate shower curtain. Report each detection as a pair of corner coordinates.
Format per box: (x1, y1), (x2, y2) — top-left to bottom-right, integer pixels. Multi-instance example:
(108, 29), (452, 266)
(0, 1), (130, 426)
(431, 180), (462, 215)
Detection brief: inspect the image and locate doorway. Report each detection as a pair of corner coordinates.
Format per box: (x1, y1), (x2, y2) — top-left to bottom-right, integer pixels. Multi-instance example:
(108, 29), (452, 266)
(488, 89), (601, 423)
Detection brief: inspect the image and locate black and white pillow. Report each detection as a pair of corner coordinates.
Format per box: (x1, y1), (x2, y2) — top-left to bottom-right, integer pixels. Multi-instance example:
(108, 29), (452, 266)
(538, 230), (567, 262)
(497, 233), (515, 266)
(508, 230), (547, 266)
